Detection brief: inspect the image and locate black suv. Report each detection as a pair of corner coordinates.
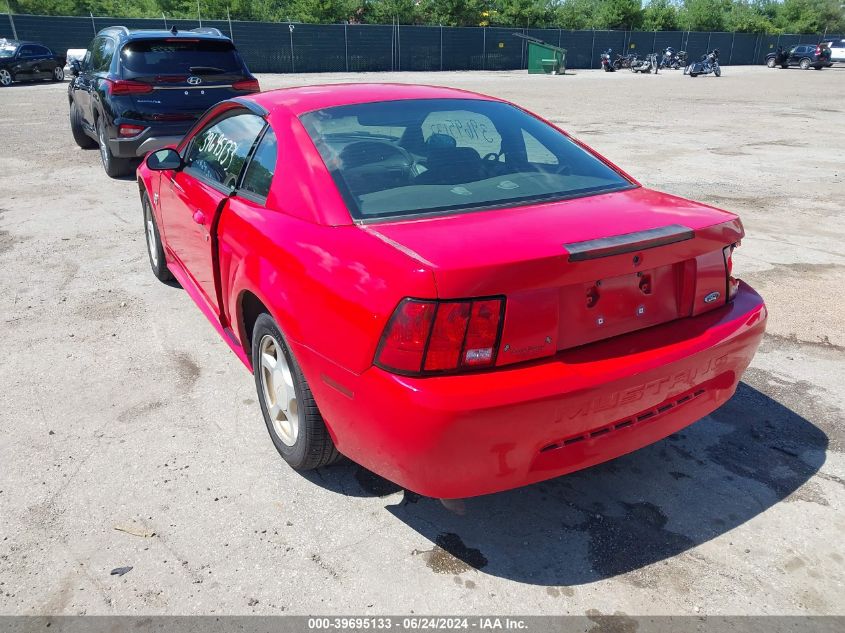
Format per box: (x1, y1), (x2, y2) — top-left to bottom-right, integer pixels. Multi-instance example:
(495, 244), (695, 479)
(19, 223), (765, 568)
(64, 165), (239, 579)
(68, 26), (259, 177)
(766, 43), (832, 70)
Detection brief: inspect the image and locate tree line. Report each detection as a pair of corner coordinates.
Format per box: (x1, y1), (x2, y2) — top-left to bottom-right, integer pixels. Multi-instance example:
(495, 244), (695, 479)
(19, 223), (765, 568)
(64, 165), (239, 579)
(6, 0), (845, 34)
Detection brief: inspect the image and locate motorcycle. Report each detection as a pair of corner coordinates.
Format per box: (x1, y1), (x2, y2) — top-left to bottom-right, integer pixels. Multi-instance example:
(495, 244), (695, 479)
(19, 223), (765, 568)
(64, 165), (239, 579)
(631, 53), (659, 74)
(600, 48), (615, 72)
(685, 49), (721, 77)
(612, 52), (638, 70)
(660, 47), (688, 69)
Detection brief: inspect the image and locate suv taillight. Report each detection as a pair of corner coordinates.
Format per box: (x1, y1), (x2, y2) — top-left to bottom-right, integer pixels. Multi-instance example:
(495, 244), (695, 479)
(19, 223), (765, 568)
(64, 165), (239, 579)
(723, 244), (739, 301)
(232, 78), (260, 92)
(375, 297), (505, 375)
(105, 79), (154, 95)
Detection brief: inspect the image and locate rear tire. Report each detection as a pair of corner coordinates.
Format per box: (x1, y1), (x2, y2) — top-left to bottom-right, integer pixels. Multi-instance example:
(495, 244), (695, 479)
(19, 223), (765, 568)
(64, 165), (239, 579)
(766, 58), (776, 68)
(0, 69), (12, 87)
(51, 66), (64, 81)
(142, 191), (172, 282)
(252, 313), (341, 471)
(97, 117), (133, 178)
(69, 102), (97, 149)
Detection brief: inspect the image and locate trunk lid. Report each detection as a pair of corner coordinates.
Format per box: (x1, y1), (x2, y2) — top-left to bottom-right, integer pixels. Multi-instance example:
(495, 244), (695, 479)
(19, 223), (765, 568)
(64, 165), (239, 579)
(364, 187), (743, 365)
(119, 38), (253, 123)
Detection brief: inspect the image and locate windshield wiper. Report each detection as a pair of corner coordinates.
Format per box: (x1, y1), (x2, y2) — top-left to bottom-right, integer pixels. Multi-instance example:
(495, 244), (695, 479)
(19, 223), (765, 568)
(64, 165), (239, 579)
(188, 65), (228, 75)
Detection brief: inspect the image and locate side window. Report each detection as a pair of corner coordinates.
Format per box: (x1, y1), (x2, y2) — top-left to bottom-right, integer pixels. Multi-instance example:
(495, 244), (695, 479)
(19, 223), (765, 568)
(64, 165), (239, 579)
(184, 113), (265, 189)
(240, 128), (277, 201)
(522, 130), (558, 166)
(90, 37), (114, 72)
(32, 45), (51, 57)
(18, 45), (37, 58)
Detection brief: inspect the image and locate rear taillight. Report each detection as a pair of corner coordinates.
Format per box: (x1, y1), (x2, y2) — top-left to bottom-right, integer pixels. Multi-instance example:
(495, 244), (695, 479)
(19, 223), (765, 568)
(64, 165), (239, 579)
(375, 297), (505, 375)
(723, 243), (739, 301)
(105, 79), (153, 95)
(118, 124), (147, 138)
(232, 78), (260, 92)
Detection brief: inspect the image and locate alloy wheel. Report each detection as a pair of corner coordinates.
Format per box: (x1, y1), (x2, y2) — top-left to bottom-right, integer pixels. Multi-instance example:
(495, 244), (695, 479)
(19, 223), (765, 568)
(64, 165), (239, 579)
(53, 66), (64, 81)
(144, 202), (158, 268)
(98, 123), (109, 167)
(0, 69), (11, 87)
(259, 335), (299, 447)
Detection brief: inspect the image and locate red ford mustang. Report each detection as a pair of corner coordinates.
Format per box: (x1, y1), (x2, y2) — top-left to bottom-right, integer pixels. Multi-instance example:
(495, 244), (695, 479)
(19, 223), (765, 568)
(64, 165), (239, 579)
(136, 84), (766, 498)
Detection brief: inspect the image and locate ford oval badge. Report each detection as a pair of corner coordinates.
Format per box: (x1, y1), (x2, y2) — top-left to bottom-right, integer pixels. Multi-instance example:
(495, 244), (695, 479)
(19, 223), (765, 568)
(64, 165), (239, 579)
(704, 291), (721, 304)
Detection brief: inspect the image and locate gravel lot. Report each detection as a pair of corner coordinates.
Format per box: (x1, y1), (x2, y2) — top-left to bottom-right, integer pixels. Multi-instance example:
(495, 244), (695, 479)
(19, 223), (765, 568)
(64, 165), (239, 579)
(0, 66), (843, 616)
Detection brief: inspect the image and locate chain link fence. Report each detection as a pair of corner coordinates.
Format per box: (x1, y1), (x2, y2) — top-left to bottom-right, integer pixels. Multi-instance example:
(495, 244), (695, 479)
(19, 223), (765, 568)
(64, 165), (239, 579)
(2, 13), (842, 73)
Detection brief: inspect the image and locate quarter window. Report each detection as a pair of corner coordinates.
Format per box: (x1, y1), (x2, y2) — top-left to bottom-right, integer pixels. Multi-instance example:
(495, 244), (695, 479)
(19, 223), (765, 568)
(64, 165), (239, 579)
(240, 128), (277, 200)
(184, 113), (265, 189)
(90, 37), (115, 72)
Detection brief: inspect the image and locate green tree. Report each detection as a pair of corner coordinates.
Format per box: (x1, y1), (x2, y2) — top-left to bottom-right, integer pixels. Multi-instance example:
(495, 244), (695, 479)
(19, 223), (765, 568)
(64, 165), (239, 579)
(594, 0), (643, 29)
(642, 0), (680, 31)
(679, 0), (730, 31)
(554, 0), (594, 30)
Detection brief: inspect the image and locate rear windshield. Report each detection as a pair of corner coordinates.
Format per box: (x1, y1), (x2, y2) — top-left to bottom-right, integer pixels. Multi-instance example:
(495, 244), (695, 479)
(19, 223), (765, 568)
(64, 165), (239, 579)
(120, 39), (242, 75)
(300, 99), (632, 220)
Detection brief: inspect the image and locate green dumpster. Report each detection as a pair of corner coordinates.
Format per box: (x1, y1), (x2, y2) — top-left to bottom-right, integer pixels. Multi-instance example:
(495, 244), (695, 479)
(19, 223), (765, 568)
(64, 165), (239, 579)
(527, 40), (567, 75)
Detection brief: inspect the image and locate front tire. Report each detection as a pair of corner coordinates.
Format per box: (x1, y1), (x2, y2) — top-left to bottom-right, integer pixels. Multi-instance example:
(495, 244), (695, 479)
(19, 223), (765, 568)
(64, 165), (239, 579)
(766, 58), (776, 68)
(142, 191), (172, 282)
(0, 69), (12, 87)
(69, 102), (97, 149)
(252, 313), (340, 471)
(97, 117), (133, 178)
(714, 65), (721, 77)
(799, 58), (811, 70)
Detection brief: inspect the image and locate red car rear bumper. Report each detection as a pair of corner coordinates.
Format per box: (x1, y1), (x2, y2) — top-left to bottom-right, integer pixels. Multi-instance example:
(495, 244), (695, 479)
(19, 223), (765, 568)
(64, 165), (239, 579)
(298, 281), (766, 499)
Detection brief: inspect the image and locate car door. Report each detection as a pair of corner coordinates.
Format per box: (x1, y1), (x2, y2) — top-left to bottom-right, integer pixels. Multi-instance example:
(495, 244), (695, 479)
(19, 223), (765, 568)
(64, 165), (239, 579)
(74, 37), (113, 129)
(26, 45), (52, 78)
(12, 44), (37, 80)
(159, 109), (266, 310)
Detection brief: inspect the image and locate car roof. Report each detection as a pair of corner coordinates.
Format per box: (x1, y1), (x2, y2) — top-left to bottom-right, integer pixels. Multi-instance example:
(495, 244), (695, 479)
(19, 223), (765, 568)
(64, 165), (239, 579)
(96, 26), (231, 42)
(246, 83), (501, 117)
(1, 40), (45, 47)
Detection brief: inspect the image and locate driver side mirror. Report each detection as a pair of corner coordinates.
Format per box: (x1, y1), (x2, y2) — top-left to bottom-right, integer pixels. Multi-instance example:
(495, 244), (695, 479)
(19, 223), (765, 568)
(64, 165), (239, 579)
(69, 59), (81, 76)
(146, 148), (182, 171)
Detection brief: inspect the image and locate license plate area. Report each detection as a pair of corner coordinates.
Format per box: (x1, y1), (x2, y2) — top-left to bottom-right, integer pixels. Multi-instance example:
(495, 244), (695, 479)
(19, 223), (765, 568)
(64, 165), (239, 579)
(557, 263), (680, 350)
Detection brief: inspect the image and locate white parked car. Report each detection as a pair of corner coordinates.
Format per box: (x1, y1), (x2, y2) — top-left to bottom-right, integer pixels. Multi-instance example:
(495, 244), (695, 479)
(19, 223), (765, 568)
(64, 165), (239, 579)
(63, 48), (86, 76)
(823, 39), (845, 63)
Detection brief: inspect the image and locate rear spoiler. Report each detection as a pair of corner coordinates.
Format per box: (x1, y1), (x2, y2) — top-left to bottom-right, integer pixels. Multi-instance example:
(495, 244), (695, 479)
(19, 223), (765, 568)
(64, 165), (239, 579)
(564, 224), (694, 262)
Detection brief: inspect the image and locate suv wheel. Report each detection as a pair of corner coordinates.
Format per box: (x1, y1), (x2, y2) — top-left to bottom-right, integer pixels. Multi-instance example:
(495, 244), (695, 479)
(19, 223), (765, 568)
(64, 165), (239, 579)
(52, 66), (64, 81)
(799, 58), (811, 70)
(69, 102), (97, 149)
(0, 69), (12, 87)
(97, 118), (133, 178)
(766, 58), (776, 68)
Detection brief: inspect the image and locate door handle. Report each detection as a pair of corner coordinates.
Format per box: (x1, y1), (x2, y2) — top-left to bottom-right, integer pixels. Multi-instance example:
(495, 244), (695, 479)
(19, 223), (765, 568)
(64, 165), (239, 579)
(192, 210), (206, 225)
(170, 178), (184, 193)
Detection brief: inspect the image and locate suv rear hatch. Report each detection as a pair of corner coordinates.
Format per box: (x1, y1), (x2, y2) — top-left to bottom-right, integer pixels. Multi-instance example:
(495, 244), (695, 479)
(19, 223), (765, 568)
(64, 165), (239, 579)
(118, 38), (257, 123)
(366, 187), (742, 368)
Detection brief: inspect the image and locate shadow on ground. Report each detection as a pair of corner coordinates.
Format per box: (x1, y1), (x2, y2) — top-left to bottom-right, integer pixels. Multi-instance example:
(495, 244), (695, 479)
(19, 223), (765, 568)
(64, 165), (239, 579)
(302, 382), (827, 585)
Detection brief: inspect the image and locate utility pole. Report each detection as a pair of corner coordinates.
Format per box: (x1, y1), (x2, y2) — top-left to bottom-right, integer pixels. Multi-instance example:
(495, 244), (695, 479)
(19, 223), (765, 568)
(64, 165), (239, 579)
(6, 0), (18, 40)
(197, 0), (202, 27)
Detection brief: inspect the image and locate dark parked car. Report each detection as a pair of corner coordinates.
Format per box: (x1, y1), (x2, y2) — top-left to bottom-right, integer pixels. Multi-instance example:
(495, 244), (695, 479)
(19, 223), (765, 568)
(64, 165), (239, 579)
(0, 38), (66, 86)
(766, 44), (831, 70)
(68, 26), (259, 177)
